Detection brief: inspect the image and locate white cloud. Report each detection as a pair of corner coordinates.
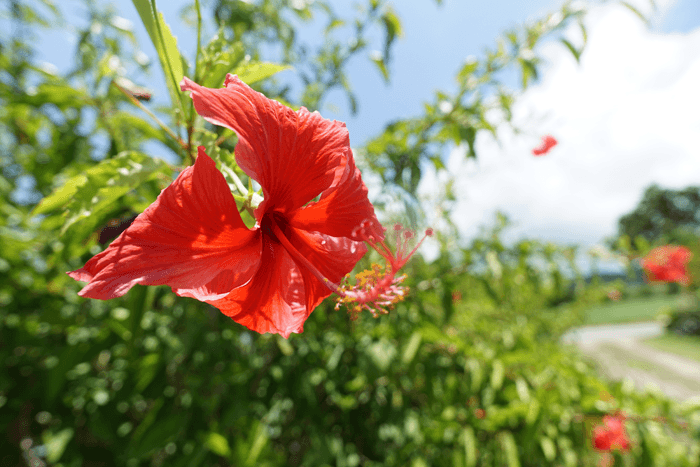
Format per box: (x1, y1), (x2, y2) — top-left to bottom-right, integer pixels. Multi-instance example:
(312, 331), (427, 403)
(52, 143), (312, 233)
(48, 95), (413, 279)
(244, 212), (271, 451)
(419, 2), (700, 252)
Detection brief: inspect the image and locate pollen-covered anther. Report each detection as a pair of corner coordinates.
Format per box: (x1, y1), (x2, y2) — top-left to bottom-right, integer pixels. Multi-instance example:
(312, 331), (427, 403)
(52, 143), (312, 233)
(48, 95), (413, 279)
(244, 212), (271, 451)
(335, 264), (409, 319)
(336, 223), (433, 319)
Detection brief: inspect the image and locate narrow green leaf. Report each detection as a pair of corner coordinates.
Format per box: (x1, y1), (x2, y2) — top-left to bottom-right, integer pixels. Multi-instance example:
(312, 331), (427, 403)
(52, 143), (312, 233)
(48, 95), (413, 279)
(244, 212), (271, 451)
(32, 174), (88, 216)
(382, 9), (403, 55)
(462, 427), (477, 467)
(136, 353), (160, 392)
(131, 414), (188, 458)
(244, 422), (268, 466)
(131, 0), (185, 103)
(621, 1), (649, 24)
(36, 151), (171, 238)
(559, 38), (581, 63)
(325, 18), (345, 34)
(234, 62), (291, 85)
(371, 55), (390, 83)
(500, 432), (521, 467)
(401, 331), (422, 365)
(43, 428), (74, 463)
(520, 58), (538, 88)
(131, 398), (164, 443)
(578, 20), (588, 46)
(540, 436), (557, 462)
(206, 432), (231, 457)
(490, 359), (504, 390)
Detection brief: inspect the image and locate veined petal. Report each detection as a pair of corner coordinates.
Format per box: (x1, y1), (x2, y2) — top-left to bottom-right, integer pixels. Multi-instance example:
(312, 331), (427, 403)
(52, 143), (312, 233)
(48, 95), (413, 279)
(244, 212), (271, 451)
(68, 149), (261, 300)
(206, 235), (309, 338)
(286, 228), (367, 312)
(181, 74), (348, 214)
(287, 153), (384, 242)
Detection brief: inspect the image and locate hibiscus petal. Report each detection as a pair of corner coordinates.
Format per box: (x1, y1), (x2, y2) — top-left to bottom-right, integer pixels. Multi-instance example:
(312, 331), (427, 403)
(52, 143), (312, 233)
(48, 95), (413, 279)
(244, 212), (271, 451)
(286, 227), (367, 311)
(68, 148), (261, 300)
(286, 154), (385, 242)
(181, 74), (348, 214)
(206, 235), (309, 338)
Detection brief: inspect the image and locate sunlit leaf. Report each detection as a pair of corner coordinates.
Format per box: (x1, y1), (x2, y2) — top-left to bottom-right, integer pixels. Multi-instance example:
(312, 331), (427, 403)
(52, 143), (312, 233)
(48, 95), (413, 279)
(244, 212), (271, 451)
(206, 432), (231, 457)
(621, 1), (650, 23)
(234, 62), (291, 85)
(371, 54), (390, 83)
(560, 38), (581, 63)
(43, 428), (74, 463)
(131, 0), (185, 103)
(33, 151), (172, 240)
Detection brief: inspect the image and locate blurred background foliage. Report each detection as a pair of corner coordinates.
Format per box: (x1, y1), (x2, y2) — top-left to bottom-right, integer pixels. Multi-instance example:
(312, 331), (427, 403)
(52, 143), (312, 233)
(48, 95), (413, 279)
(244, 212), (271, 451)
(1, 0), (699, 466)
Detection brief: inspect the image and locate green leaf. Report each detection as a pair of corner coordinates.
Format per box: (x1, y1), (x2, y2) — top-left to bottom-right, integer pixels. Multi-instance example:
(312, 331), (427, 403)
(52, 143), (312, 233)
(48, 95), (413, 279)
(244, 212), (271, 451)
(131, 0), (185, 103)
(325, 18), (345, 34)
(490, 359), (504, 390)
(131, 414), (188, 458)
(136, 353), (161, 392)
(35, 151), (172, 239)
(540, 436), (556, 462)
(33, 174), (88, 216)
(621, 1), (649, 24)
(206, 432), (231, 457)
(559, 38), (581, 63)
(244, 422), (268, 466)
(234, 62), (291, 85)
(22, 83), (90, 108)
(499, 432), (521, 467)
(371, 54), (390, 83)
(131, 398), (164, 444)
(43, 428), (74, 463)
(401, 331), (422, 365)
(520, 58), (538, 88)
(462, 427), (477, 467)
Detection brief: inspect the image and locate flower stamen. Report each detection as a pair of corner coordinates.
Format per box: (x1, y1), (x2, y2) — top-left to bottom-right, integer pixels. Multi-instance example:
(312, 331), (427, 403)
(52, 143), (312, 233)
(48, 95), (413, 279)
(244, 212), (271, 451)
(336, 222), (433, 319)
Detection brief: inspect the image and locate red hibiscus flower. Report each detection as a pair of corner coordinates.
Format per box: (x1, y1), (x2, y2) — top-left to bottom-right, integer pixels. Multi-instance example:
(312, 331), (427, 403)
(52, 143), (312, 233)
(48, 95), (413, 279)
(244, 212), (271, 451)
(642, 245), (692, 286)
(532, 135), (557, 156)
(592, 413), (630, 452)
(69, 74), (383, 338)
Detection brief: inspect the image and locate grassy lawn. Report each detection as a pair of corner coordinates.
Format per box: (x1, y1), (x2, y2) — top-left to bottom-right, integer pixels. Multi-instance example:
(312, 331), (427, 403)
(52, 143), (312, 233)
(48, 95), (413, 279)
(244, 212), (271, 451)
(643, 333), (700, 363)
(583, 295), (679, 325)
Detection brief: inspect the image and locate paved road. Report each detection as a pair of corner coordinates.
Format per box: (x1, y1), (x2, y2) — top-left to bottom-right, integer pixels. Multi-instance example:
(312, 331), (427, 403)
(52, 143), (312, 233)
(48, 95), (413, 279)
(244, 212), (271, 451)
(562, 322), (700, 402)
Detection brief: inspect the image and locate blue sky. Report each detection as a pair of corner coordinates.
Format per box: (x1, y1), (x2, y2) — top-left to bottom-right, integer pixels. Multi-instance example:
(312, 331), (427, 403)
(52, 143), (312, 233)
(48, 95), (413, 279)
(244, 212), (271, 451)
(32, 0), (698, 148)
(28, 0), (700, 264)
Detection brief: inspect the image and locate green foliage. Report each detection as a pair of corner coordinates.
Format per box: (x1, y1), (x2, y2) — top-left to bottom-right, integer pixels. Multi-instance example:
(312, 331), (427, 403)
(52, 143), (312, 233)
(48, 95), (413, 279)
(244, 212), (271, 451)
(3, 0), (696, 466)
(210, 0), (402, 113)
(615, 184), (700, 247)
(33, 151), (173, 240)
(131, 0), (186, 106)
(2, 219), (699, 466)
(362, 2), (593, 198)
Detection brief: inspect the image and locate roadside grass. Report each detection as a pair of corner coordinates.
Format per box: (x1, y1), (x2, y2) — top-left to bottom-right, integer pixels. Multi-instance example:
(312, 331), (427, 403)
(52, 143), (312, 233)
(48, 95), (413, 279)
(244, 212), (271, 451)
(642, 333), (700, 363)
(583, 295), (680, 325)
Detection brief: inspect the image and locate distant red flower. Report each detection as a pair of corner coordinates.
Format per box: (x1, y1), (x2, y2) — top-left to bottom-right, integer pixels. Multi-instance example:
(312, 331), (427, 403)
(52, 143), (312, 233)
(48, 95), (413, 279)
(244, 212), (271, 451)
(474, 408), (486, 419)
(69, 74), (383, 338)
(592, 413), (630, 452)
(532, 135), (557, 156)
(642, 245), (692, 286)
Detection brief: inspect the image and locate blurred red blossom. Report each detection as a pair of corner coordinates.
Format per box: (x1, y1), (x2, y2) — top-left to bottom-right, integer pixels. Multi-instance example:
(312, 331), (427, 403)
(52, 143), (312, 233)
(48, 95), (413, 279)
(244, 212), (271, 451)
(532, 135), (557, 156)
(592, 413), (630, 452)
(642, 245), (692, 286)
